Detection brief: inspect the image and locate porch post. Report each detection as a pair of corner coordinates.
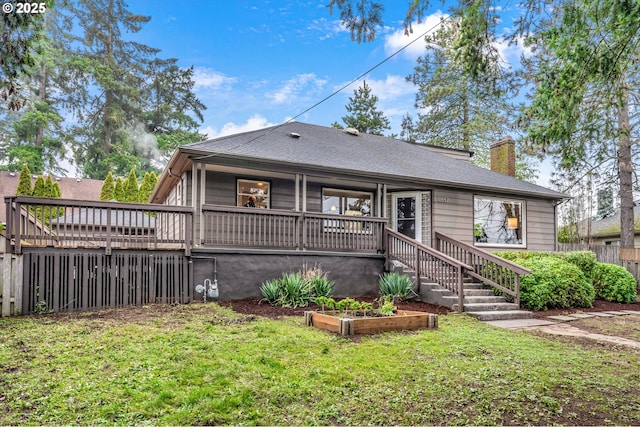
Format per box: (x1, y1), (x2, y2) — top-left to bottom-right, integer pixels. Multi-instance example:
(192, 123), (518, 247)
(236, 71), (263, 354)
(294, 173), (300, 211)
(376, 183), (382, 216)
(302, 174), (307, 212)
(382, 184), (388, 218)
(192, 161), (200, 247)
(199, 163), (206, 245)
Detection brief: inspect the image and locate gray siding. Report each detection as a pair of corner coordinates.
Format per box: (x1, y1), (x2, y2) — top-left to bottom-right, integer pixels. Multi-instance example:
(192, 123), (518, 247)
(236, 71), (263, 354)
(525, 198), (557, 251)
(432, 189), (474, 244)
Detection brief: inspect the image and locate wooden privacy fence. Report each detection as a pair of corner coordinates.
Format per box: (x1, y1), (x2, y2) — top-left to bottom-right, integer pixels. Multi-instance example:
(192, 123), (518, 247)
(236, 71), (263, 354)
(558, 243), (640, 281)
(5, 196), (193, 255)
(16, 249), (191, 315)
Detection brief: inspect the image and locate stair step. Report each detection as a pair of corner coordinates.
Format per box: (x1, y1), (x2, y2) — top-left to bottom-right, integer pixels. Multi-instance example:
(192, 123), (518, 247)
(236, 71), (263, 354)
(463, 289), (495, 297)
(461, 283), (485, 290)
(463, 296), (507, 304)
(463, 302), (521, 312)
(465, 310), (534, 321)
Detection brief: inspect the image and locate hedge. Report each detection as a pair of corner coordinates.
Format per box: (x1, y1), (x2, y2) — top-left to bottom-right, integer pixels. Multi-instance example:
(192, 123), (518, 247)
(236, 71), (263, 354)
(591, 262), (637, 303)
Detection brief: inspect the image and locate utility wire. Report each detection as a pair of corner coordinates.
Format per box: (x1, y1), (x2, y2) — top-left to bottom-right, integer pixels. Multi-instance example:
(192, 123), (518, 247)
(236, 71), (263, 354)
(193, 16), (449, 161)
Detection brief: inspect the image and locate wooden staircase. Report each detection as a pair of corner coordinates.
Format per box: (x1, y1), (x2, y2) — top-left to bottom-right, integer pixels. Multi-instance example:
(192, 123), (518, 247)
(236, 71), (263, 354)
(385, 229), (533, 321)
(392, 263), (533, 321)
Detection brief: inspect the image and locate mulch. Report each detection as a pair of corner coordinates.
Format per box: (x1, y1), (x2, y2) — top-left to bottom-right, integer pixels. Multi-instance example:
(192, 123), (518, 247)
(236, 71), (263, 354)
(217, 297), (640, 320)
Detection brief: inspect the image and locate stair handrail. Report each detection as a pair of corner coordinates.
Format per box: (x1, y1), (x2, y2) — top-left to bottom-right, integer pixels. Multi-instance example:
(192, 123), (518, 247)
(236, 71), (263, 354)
(434, 231), (531, 306)
(385, 228), (472, 311)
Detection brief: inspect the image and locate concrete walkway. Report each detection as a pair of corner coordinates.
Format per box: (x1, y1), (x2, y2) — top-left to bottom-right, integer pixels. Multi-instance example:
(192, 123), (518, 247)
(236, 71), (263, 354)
(484, 310), (640, 349)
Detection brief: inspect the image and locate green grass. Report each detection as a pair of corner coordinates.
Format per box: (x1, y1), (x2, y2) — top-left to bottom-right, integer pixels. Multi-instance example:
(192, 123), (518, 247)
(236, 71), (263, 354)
(1, 304), (639, 425)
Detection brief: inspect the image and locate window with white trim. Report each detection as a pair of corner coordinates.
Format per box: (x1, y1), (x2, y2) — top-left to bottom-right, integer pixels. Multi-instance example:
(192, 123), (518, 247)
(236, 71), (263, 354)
(474, 197), (525, 246)
(237, 179), (270, 208)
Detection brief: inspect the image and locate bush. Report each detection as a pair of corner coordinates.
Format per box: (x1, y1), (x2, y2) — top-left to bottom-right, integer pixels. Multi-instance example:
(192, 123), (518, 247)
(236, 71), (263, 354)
(559, 251), (597, 280)
(591, 263), (638, 303)
(515, 257), (595, 311)
(379, 272), (416, 301)
(260, 268), (335, 308)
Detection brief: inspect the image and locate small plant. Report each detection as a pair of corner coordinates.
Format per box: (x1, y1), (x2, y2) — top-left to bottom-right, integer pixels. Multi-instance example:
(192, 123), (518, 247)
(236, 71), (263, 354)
(314, 296), (335, 312)
(260, 279), (282, 305)
(336, 298), (355, 313)
(34, 300), (50, 315)
(377, 296), (396, 316)
(379, 272), (417, 301)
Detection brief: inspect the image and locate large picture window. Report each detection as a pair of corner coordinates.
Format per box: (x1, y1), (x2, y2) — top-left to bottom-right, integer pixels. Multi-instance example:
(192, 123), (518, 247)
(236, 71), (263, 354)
(322, 188), (372, 216)
(474, 197), (524, 246)
(237, 179), (270, 208)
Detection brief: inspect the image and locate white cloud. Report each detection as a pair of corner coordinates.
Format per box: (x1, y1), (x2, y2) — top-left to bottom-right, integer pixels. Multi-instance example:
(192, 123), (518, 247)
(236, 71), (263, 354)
(200, 115), (277, 139)
(494, 35), (531, 68)
(306, 17), (347, 40)
(193, 67), (237, 89)
(364, 75), (415, 101)
(267, 73), (328, 105)
(384, 11), (449, 61)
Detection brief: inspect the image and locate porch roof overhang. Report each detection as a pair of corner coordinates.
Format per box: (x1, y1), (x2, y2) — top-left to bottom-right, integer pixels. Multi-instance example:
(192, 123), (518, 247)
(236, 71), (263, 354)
(151, 122), (569, 204)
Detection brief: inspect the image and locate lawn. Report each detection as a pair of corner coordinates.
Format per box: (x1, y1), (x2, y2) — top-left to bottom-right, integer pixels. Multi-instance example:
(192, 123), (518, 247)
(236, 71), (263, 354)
(1, 303), (639, 426)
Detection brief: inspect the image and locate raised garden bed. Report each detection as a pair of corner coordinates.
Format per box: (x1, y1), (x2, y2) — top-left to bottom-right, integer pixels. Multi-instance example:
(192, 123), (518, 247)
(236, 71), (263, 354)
(304, 310), (438, 336)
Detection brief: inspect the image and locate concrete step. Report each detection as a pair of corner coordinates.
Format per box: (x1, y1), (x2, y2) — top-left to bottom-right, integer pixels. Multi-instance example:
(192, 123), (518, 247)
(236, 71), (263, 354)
(463, 295), (507, 304)
(463, 289), (495, 297)
(465, 310), (534, 321)
(463, 302), (521, 312)
(461, 283), (485, 290)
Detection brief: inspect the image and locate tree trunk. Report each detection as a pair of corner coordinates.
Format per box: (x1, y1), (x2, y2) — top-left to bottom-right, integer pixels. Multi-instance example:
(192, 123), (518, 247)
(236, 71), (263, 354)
(617, 79), (634, 248)
(35, 63), (46, 147)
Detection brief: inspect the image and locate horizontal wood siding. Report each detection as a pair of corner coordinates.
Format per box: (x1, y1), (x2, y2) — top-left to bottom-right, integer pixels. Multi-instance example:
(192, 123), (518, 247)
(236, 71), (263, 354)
(525, 198), (557, 251)
(432, 189), (473, 244)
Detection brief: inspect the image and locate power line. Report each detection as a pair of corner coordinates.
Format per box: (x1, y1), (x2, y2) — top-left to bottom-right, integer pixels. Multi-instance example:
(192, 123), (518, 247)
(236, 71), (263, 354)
(194, 16), (449, 161)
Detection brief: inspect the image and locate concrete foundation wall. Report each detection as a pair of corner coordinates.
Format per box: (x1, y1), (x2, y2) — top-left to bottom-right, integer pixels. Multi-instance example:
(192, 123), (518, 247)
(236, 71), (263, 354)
(192, 251), (385, 301)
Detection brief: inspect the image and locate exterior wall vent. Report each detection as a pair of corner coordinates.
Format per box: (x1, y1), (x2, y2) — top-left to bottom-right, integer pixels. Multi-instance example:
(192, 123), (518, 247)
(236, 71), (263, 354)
(344, 127), (360, 136)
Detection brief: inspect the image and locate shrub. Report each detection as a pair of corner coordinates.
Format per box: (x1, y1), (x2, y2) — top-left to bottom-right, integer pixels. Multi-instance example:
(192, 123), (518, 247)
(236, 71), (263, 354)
(379, 272), (416, 301)
(591, 263), (638, 303)
(559, 251), (597, 280)
(260, 267), (335, 308)
(515, 257), (595, 311)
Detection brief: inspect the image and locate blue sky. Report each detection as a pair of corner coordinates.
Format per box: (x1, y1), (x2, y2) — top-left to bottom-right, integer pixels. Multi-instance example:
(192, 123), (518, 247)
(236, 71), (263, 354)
(123, 1), (550, 183)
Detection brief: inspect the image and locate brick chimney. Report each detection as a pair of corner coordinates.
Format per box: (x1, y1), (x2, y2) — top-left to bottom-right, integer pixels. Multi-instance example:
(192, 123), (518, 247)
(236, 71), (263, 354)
(490, 136), (516, 177)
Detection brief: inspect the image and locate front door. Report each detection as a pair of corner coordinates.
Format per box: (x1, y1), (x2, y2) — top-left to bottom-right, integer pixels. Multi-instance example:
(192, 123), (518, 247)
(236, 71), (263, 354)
(392, 192), (422, 243)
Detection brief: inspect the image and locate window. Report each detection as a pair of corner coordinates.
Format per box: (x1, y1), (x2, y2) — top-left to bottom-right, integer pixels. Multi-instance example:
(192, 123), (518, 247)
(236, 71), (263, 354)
(474, 197), (525, 246)
(322, 188), (372, 216)
(237, 179), (270, 208)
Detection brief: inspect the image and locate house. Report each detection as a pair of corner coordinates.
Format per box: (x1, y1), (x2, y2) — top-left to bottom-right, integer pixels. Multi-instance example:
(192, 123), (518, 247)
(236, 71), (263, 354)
(577, 202), (640, 246)
(0, 171), (103, 227)
(150, 122), (567, 300)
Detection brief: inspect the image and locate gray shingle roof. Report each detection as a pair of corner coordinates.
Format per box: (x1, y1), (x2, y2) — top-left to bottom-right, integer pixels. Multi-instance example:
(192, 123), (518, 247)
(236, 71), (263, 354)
(185, 122), (566, 200)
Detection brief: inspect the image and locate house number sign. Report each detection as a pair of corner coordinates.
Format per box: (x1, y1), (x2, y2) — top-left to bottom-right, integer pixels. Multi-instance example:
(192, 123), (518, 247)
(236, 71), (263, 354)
(436, 196), (449, 203)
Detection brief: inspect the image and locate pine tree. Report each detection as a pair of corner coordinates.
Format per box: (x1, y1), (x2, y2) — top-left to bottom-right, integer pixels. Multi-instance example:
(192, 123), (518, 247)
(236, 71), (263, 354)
(32, 176), (45, 197)
(340, 81), (390, 136)
(16, 164), (33, 196)
(138, 171), (157, 203)
(100, 171), (116, 201)
(123, 169), (139, 203)
(114, 177), (124, 202)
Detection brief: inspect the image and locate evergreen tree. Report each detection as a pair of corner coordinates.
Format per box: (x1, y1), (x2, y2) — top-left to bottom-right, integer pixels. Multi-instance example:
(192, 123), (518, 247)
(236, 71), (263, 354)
(339, 81), (390, 135)
(100, 171), (115, 201)
(114, 177), (124, 202)
(123, 168), (139, 203)
(138, 171), (157, 203)
(16, 164), (33, 196)
(32, 176), (45, 197)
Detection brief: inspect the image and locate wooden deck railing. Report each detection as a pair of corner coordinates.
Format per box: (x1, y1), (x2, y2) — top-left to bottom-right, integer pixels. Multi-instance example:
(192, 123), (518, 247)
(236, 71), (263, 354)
(4, 196), (193, 255)
(434, 231), (530, 306)
(385, 228), (471, 311)
(202, 205), (301, 248)
(202, 205), (386, 253)
(303, 212), (387, 252)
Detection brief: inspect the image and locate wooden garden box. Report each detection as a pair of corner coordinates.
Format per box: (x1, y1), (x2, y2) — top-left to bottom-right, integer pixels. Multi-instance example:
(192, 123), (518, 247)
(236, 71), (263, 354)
(304, 310), (438, 336)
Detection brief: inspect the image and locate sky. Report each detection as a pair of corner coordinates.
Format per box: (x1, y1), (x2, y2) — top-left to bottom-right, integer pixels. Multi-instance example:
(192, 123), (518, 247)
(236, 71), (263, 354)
(120, 1), (551, 184)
